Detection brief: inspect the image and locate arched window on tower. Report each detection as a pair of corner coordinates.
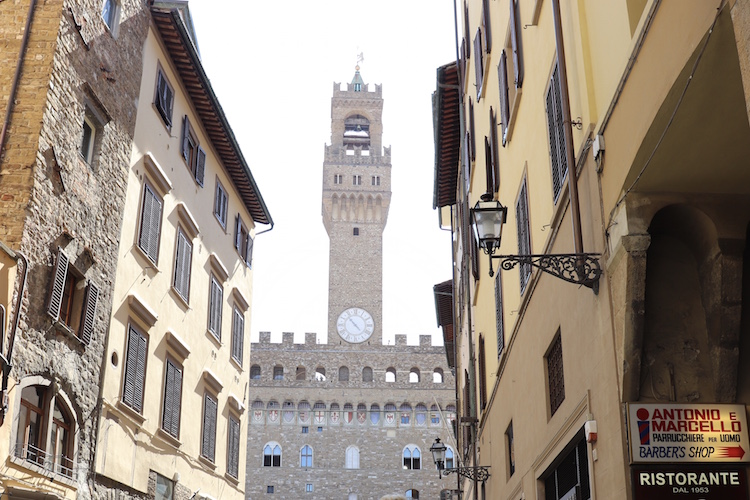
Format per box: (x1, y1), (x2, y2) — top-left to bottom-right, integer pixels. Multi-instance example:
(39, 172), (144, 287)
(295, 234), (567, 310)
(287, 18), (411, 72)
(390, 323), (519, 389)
(315, 367), (326, 381)
(263, 442), (281, 467)
(433, 368), (444, 384)
(385, 367), (396, 383)
(343, 114), (371, 152)
(362, 367), (373, 382)
(296, 366), (306, 380)
(273, 365), (283, 380)
(250, 365), (261, 380)
(406, 490), (420, 499)
(409, 368), (420, 383)
(339, 366), (349, 381)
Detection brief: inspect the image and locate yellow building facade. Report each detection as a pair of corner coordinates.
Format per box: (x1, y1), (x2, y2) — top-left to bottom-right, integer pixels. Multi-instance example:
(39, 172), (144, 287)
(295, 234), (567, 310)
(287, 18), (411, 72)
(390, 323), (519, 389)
(434, 0), (750, 499)
(94, 4), (271, 500)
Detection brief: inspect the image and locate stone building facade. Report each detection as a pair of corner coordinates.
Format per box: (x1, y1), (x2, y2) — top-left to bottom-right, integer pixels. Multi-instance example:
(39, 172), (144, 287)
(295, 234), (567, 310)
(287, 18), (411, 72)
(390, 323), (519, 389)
(0, 0), (150, 498)
(246, 71), (457, 500)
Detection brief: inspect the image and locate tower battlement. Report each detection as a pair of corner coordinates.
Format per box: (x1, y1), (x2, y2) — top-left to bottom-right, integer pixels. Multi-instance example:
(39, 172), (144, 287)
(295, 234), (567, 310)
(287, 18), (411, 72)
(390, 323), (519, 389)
(324, 144), (392, 162)
(333, 81), (383, 97)
(253, 331), (442, 349)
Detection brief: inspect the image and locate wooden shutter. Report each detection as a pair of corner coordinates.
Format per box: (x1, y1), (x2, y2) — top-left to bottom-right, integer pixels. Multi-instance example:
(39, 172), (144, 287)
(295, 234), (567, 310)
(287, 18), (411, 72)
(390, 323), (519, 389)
(181, 116), (190, 162)
(473, 29), (484, 99)
(463, 1), (471, 59)
(495, 273), (505, 357)
(173, 229), (192, 301)
(195, 146), (206, 187)
(478, 335), (487, 409)
(234, 215), (241, 253)
(468, 99), (476, 162)
(481, 0), (491, 54)
(123, 326), (147, 413)
(47, 248), (69, 321)
(79, 282), (99, 344)
(139, 184), (162, 263)
(547, 63), (568, 201)
(484, 137), (493, 197)
(516, 179), (531, 291)
(228, 416), (240, 478)
(246, 234), (253, 266)
(232, 308), (244, 363)
(490, 107), (500, 192)
(510, 0), (524, 88)
(498, 50), (510, 145)
(202, 393), (217, 462)
(209, 277), (222, 339)
(162, 358), (182, 438)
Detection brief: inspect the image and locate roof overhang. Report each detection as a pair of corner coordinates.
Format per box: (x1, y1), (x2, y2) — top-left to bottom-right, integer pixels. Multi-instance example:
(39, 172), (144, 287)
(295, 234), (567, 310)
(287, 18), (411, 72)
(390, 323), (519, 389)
(433, 280), (455, 369)
(432, 62), (461, 209)
(151, 7), (272, 226)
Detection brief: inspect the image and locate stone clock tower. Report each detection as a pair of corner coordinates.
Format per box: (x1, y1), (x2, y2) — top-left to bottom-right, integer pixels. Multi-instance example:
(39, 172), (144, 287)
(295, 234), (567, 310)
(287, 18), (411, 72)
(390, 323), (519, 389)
(322, 66), (391, 346)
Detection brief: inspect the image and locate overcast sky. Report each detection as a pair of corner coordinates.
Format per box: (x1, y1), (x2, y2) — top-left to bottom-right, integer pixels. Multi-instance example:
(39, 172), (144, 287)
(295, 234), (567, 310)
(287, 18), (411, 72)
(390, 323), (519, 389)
(188, 1), (457, 344)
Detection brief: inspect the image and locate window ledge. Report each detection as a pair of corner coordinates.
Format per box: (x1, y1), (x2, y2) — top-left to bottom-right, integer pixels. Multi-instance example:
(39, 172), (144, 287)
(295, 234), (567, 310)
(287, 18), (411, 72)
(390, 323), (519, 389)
(232, 287), (249, 312)
(209, 253), (229, 282)
(229, 355), (243, 373)
(115, 399), (146, 426)
(176, 203), (199, 240)
(169, 286), (190, 310)
(143, 152), (173, 195)
(52, 319), (85, 346)
(228, 392), (245, 413)
(127, 293), (158, 328)
(198, 454), (216, 470)
(166, 329), (191, 360)
(133, 243), (161, 272)
(156, 427), (182, 449)
(203, 368), (224, 393)
(206, 329), (222, 348)
(224, 472), (240, 485)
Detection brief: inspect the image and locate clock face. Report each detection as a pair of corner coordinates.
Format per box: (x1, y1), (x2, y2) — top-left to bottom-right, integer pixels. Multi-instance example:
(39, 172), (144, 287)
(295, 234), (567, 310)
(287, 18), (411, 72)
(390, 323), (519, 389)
(336, 307), (375, 343)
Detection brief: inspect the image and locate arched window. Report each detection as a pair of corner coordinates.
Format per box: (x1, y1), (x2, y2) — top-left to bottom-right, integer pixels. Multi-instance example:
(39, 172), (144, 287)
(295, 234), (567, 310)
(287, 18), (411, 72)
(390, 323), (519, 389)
(315, 366), (326, 381)
(300, 445), (313, 468)
(15, 381), (76, 478)
(362, 366), (373, 382)
(430, 404), (441, 425)
(263, 442), (281, 467)
(296, 366), (306, 380)
(273, 365), (283, 380)
(446, 446), (455, 468)
(415, 404), (427, 426)
(250, 365), (261, 380)
(370, 404), (380, 425)
(402, 445), (421, 469)
(433, 368), (444, 384)
(400, 403), (412, 425)
(409, 368), (420, 383)
(345, 445), (360, 469)
(385, 367), (396, 383)
(406, 490), (420, 499)
(339, 366), (349, 381)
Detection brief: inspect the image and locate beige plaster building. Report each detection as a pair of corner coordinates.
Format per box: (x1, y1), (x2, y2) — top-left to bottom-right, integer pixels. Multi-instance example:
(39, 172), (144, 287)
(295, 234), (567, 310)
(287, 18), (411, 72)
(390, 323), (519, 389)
(434, 0), (750, 499)
(93, 2), (271, 500)
(245, 70), (456, 500)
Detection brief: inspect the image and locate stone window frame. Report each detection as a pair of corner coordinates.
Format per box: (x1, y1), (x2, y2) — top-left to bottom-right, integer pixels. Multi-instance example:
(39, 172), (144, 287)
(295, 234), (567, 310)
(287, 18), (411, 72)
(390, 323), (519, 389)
(101, 0), (121, 36)
(263, 441), (282, 467)
(155, 473), (174, 500)
(353, 174), (362, 186)
(250, 365), (261, 380)
(300, 444), (313, 468)
(385, 367), (396, 383)
(409, 368), (420, 383)
(334, 174), (343, 185)
(10, 376), (78, 484)
(362, 366), (373, 382)
(345, 445), (360, 469)
(273, 365), (284, 380)
(432, 368), (444, 384)
(306, 483), (314, 492)
(338, 366), (349, 381)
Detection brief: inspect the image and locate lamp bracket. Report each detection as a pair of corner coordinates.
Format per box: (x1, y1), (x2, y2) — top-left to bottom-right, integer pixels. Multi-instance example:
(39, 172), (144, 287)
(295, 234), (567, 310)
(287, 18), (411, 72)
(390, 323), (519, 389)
(490, 253), (601, 288)
(442, 466), (491, 483)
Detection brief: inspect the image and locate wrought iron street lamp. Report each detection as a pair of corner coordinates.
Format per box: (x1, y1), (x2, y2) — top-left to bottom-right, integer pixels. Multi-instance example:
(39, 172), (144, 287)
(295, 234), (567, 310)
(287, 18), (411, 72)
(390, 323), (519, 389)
(429, 438), (490, 483)
(469, 198), (602, 288)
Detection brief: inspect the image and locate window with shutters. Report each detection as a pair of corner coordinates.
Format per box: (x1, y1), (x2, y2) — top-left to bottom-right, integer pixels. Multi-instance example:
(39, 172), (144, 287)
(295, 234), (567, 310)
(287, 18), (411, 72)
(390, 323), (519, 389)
(546, 61), (568, 202)
(154, 67), (174, 128)
(234, 215), (252, 267)
(473, 28), (485, 100)
(172, 227), (192, 302)
(231, 305), (244, 365)
(516, 178), (532, 292)
(498, 0), (524, 146)
(122, 324), (148, 414)
(495, 272), (505, 358)
(14, 380), (76, 478)
(161, 358), (182, 439)
(402, 445), (421, 470)
(180, 116), (205, 187)
(546, 332), (565, 417)
(214, 179), (228, 228)
(478, 334), (487, 410)
(227, 414), (241, 479)
(138, 183), (163, 264)
(201, 392), (218, 462)
(47, 247), (99, 345)
(263, 442), (282, 467)
(207, 275), (223, 341)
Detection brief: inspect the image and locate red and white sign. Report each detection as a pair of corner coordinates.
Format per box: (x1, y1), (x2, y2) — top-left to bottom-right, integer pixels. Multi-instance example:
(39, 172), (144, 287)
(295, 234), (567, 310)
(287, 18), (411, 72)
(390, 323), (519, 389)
(628, 404), (750, 463)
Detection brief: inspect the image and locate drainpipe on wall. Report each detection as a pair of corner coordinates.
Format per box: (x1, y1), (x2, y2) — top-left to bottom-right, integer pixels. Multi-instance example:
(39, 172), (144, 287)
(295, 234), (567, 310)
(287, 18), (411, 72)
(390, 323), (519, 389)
(0, 0), (38, 160)
(551, 0), (585, 256)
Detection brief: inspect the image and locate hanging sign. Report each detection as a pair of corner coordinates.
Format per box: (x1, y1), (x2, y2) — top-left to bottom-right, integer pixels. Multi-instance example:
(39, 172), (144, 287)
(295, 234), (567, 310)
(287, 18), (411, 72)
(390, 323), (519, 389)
(628, 404), (749, 463)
